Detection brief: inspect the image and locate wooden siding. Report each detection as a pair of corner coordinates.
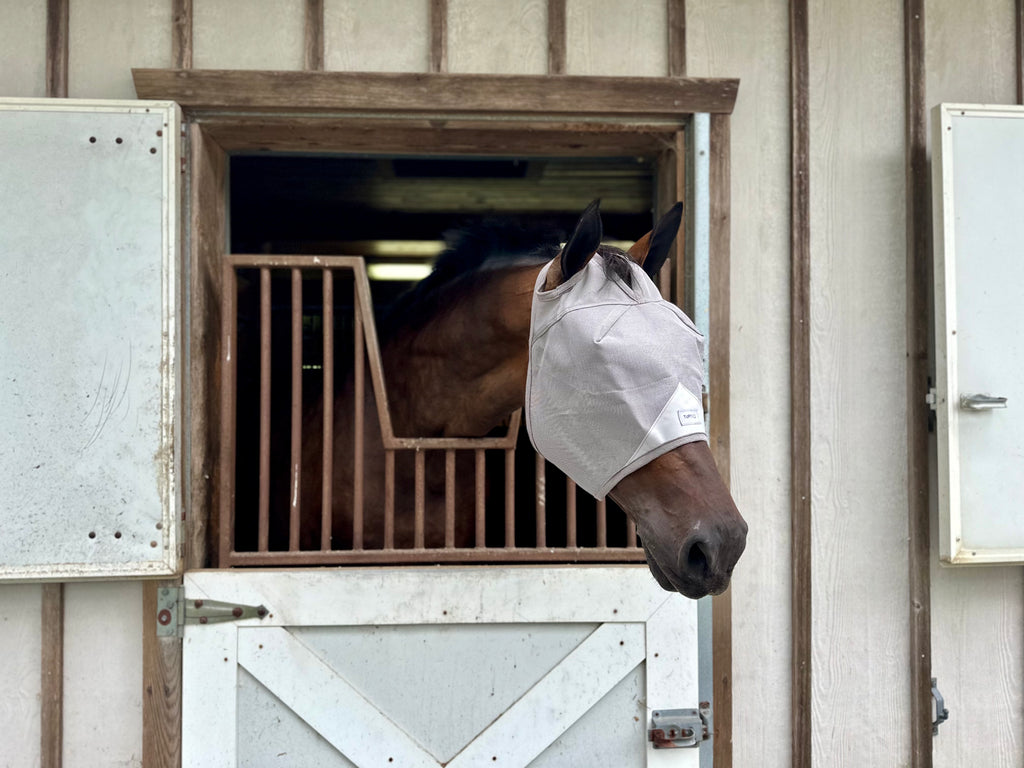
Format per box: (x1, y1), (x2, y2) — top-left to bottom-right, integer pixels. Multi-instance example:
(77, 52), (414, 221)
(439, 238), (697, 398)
(0, 586), (42, 767)
(193, 0), (305, 70)
(926, 2), (1024, 767)
(566, 0), (667, 76)
(68, 0), (171, 99)
(448, 0), (547, 74)
(0, 2), (46, 97)
(323, 0), (428, 72)
(687, 1), (792, 765)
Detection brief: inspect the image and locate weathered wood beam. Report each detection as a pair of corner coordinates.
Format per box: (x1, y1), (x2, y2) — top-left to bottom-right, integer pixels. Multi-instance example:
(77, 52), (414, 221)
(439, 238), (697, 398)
(132, 69), (738, 117)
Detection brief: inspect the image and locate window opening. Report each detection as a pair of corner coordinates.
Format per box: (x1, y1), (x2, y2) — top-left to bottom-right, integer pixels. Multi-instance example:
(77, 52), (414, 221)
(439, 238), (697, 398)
(222, 154), (666, 566)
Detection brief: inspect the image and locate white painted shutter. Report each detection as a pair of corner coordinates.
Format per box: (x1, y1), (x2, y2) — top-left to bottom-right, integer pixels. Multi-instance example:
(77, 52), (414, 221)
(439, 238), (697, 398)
(0, 99), (181, 580)
(181, 567), (700, 767)
(932, 103), (1024, 564)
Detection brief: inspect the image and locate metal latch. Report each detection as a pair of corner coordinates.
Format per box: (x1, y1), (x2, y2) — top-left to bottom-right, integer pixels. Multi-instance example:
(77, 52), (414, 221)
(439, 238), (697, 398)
(960, 393), (1008, 411)
(156, 586), (268, 637)
(931, 678), (949, 735)
(925, 387), (937, 410)
(649, 705), (710, 748)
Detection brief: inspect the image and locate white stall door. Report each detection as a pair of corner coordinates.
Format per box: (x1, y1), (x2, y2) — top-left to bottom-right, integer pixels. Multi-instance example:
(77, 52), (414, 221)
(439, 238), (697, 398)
(181, 567), (699, 767)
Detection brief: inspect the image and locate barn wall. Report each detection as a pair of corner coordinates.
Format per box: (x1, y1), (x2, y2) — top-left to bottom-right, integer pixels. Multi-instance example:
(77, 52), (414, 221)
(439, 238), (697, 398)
(1, 1), (1023, 767)
(926, 1), (1024, 766)
(686, 2), (793, 767)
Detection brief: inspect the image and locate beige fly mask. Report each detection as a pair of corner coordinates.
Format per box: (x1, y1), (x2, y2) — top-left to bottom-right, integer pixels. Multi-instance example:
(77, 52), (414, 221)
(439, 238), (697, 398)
(525, 252), (707, 500)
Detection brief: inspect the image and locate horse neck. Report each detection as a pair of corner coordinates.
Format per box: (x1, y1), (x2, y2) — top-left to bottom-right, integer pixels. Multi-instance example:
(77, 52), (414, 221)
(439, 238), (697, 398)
(381, 263), (542, 438)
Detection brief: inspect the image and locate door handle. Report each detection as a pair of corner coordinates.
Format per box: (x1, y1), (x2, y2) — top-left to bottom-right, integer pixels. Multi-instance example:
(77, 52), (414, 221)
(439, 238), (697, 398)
(959, 393), (1008, 411)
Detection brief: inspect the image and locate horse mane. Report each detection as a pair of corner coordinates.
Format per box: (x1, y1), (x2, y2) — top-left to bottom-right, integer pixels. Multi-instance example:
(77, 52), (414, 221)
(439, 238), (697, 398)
(378, 220), (639, 344)
(378, 220), (562, 343)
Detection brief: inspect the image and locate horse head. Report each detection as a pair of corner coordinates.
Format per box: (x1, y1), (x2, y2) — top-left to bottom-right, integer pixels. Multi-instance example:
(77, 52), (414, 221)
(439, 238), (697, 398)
(526, 201), (747, 598)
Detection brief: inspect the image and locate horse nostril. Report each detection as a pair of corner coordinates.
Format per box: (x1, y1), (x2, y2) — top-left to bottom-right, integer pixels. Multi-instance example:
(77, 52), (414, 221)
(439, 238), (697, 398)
(685, 538), (711, 578)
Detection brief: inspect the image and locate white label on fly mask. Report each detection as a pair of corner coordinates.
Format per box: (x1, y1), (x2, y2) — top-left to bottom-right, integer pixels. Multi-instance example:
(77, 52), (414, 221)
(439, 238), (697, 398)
(625, 383), (707, 468)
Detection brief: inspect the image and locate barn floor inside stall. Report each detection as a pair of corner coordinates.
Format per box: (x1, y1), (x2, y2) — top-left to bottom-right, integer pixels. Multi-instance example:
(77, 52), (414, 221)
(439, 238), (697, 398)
(227, 154), (659, 560)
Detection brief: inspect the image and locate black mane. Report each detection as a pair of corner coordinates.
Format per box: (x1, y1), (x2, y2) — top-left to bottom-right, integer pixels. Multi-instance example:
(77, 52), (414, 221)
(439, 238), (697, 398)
(379, 220), (562, 342)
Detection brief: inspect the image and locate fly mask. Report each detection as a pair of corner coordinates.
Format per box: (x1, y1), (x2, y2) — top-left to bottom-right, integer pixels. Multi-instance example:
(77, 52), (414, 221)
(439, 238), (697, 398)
(525, 252), (707, 500)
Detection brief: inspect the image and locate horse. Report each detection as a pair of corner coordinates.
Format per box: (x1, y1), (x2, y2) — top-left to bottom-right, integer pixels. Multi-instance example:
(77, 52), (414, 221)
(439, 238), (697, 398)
(249, 202), (747, 599)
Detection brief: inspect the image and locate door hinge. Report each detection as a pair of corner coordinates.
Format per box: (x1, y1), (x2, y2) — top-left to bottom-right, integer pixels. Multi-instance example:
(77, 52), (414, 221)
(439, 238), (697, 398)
(931, 677), (950, 736)
(156, 586), (268, 638)
(649, 703), (710, 749)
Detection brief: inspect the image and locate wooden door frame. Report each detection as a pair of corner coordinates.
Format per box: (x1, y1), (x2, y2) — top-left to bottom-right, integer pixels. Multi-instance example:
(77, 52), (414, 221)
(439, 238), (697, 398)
(133, 69), (736, 767)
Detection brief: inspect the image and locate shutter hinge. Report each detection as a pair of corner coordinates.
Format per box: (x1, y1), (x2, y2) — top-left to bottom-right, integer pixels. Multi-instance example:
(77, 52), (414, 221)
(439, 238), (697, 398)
(932, 677), (950, 735)
(649, 703), (711, 749)
(925, 387), (937, 410)
(156, 586), (268, 638)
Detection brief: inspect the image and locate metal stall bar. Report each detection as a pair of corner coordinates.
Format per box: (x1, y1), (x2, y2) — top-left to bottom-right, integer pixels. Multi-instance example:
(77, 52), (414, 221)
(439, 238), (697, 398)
(289, 268), (303, 551)
(352, 285), (365, 550)
(258, 268), (271, 552)
(321, 268), (334, 551)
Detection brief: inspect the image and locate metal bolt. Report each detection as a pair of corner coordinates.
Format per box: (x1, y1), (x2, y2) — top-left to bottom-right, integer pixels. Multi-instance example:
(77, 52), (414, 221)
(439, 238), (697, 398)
(157, 609), (172, 626)
(199, 616), (208, 624)
(232, 607), (243, 618)
(194, 600), (204, 608)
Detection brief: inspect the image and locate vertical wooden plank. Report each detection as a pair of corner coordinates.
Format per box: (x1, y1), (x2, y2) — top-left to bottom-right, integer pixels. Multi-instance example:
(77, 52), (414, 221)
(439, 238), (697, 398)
(668, 0), (686, 77)
(219, 263), (239, 563)
(548, 0), (566, 74)
(430, 0), (448, 72)
(709, 112), (733, 768)
(172, 0), (193, 69)
(190, 125), (228, 570)
(353, 298), (365, 549)
(790, 1), (811, 766)
(143, 582), (181, 768)
(305, 0), (325, 70)
(45, 0), (68, 98)
(40, 584), (63, 768)
(43, 5), (67, 760)
(475, 449), (486, 547)
(414, 450), (426, 549)
(259, 268), (272, 553)
(904, 3), (932, 767)
(289, 268), (303, 551)
(321, 269), (334, 550)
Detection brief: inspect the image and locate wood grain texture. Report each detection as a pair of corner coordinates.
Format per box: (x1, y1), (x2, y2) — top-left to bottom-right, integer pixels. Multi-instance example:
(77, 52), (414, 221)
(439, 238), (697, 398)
(40, 584), (63, 768)
(323, 0), (429, 72)
(304, 0), (324, 70)
(430, 0), (447, 72)
(685, 5), (791, 765)
(925, 3), (1022, 766)
(809, 0), (910, 764)
(189, 125), (228, 569)
(548, 0), (566, 74)
(172, 0), (192, 68)
(193, 0), (305, 70)
(790, 1), (811, 767)
(63, 583), (144, 765)
(142, 581), (181, 768)
(448, 0), (546, 75)
(45, 0), (68, 98)
(132, 69), (739, 115)
(0, 586), (43, 766)
(566, 0), (667, 76)
(903, 3), (932, 767)
(193, 116), (676, 155)
(668, 0), (686, 77)
(68, 0), (172, 99)
(709, 113), (733, 768)
(0, 3), (46, 96)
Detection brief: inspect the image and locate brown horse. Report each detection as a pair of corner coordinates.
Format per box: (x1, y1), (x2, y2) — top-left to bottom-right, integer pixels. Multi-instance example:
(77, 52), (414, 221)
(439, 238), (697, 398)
(297, 202), (746, 599)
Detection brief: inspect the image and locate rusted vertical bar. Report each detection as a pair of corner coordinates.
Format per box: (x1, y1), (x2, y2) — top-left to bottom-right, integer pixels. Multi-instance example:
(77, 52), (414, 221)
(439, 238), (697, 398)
(353, 291), (365, 549)
(384, 450), (395, 548)
(535, 453), (546, 548)
(596, 499), (607, 548)
(475, 449), (486, 548)
(627, 518), (637, 548)
(504, 449), (515, 548)
(289, 268), (303, 551)
(258, 268), (271, 552)
(445, 450), (456, 548)
(321, 269), (334, 551)
(414, 450), (426, 548)
(566, 478), (577, 547)
(219, 264), (238, 563)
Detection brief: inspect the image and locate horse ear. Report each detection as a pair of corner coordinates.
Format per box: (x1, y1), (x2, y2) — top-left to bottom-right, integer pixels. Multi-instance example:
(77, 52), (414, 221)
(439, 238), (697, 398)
(627, 202), (683, 279)
(545, 199), (602, 289)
